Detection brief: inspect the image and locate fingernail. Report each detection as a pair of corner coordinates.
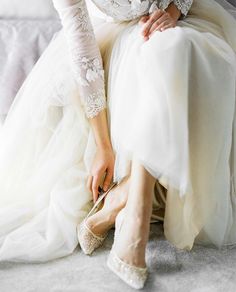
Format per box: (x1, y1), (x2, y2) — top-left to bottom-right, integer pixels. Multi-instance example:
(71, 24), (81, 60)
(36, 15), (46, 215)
(103, 185), (108, 191)
(98, 186), (102, 193)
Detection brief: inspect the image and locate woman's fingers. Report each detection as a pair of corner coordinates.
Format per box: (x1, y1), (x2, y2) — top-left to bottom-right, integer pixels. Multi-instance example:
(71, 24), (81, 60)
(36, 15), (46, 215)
(141, 9), (177, 40)
(139, 15), (149, 25)
(157, 22), (175, 32)
(142, 9), (164, 37)
(87, 175), (93, 192)
(149, 20), (174, 36)
(103, 167), (113, 192)
(87, 146), (115, 203)
(91, 166), (108, 202)
(162, 24), (173, 31)
(92, 174), (101, 203)
(148, 13), (169, 35)
(87, 172), (103, 203)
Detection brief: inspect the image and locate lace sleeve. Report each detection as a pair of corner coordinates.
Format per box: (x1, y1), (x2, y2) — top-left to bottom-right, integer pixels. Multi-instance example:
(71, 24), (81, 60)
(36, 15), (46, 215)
(158, 0), (193, 17)
(52, 0), (106, 119)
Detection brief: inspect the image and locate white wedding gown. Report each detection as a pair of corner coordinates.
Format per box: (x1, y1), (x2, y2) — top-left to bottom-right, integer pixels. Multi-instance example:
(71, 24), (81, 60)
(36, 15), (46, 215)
(0, 0), (236, 262)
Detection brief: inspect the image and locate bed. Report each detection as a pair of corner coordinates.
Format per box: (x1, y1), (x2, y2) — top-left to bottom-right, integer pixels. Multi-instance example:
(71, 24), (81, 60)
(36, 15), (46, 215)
(0, 0), (61, 122)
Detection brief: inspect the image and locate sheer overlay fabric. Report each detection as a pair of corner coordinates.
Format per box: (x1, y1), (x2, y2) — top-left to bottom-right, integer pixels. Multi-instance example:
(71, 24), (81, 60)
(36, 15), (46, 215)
(0, 0), (235, 262)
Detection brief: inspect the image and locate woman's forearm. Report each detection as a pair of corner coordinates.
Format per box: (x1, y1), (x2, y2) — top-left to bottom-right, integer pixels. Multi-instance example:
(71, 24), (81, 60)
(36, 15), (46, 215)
(53, 0), (114, 198)
(87, 108), (115, 199)
(89, 109), (112, 149)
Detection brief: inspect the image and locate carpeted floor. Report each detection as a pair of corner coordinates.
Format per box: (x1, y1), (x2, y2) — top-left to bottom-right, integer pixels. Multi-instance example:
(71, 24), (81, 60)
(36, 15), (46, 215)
(0, 223), (236, 292)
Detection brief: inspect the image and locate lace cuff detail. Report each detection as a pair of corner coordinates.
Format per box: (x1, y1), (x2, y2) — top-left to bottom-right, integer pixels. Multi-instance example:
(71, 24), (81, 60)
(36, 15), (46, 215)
(83, 89), (107, 118)
(159, 0), (193, 17)
(53, 0), (106, 119)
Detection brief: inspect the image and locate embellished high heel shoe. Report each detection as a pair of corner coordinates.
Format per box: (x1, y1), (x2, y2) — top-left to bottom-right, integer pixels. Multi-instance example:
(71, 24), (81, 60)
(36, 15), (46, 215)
(77, 181), (117, 255)
(107, 209), (148, 290)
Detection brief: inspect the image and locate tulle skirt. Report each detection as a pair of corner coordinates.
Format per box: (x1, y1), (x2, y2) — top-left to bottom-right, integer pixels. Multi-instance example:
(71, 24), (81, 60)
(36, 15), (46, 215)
(0, 0), (236, 262)
(107, 0), (236, 250)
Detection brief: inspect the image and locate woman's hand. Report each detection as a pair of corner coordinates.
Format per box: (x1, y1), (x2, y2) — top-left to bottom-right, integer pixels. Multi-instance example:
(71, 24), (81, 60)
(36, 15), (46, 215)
(87, 145), (115, 203)
(139, 3), (181, 41)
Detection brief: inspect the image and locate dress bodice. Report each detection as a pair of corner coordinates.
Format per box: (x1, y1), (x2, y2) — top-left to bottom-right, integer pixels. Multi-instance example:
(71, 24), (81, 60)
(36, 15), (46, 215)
(90, 0), (157, 22)
(52, 0), (193, 118)
(90, 0), (193, 21)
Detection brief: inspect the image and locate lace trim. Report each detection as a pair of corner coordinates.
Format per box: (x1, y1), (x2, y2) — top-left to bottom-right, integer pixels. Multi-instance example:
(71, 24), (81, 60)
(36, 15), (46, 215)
(148, 1), (159, 14)
(78, 220), (106, 254)
(72, 55), (105, 87)
(159, 0), (193, 17)
(159, 0), (172, 10)
(173, 0), (193, 16)
(82, 89), (107, 118)
(54, 1), (95, 39)
(53, 0), (106, 119)
(68, 3), (95, 37)
(107, 249), (148, 289)
(92, 0), (192, 20)
(91, 0), (156, 21)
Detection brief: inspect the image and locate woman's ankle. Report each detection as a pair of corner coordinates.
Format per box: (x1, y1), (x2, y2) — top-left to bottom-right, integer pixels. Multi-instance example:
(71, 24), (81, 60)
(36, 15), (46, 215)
(116, 243), (147, 268)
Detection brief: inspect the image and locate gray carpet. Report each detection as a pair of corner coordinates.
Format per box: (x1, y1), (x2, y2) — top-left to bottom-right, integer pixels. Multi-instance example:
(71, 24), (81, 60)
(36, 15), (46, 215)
(0, 223), (236, 292)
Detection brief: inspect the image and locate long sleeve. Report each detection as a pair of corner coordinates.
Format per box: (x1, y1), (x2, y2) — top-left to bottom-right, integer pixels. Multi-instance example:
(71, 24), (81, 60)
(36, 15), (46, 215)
(158, 0), (193, 17)
(52, 0), (106, 118)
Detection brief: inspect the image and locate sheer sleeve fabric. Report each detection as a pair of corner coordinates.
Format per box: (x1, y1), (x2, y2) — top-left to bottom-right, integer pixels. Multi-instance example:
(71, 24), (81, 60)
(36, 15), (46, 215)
(52, 0), (106, 118)
(158, 0), (193, 17)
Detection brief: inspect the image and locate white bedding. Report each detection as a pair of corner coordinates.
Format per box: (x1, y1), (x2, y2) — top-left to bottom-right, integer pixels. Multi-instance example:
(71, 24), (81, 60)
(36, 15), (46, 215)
(0, 19), (61, 119)
(0, 0), (58, 19)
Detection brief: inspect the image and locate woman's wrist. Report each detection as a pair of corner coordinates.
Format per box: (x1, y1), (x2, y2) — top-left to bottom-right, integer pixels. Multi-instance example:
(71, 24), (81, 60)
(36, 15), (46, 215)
(89, 108), (113, 151)
(96, 140), (113, 151)
(165, 2), (182, 22)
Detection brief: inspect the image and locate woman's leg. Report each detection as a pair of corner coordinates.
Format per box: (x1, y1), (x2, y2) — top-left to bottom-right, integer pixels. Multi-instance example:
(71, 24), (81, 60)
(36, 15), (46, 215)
(85, 153), (156, 249)
(113, 156), (156, 267)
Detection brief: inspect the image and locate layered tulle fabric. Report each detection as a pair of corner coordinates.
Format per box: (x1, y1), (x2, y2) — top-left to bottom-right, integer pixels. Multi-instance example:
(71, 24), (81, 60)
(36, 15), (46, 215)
(0, 0), (236, 263)
(0, 19), (128, 262)
(107, 0), (236, 249)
